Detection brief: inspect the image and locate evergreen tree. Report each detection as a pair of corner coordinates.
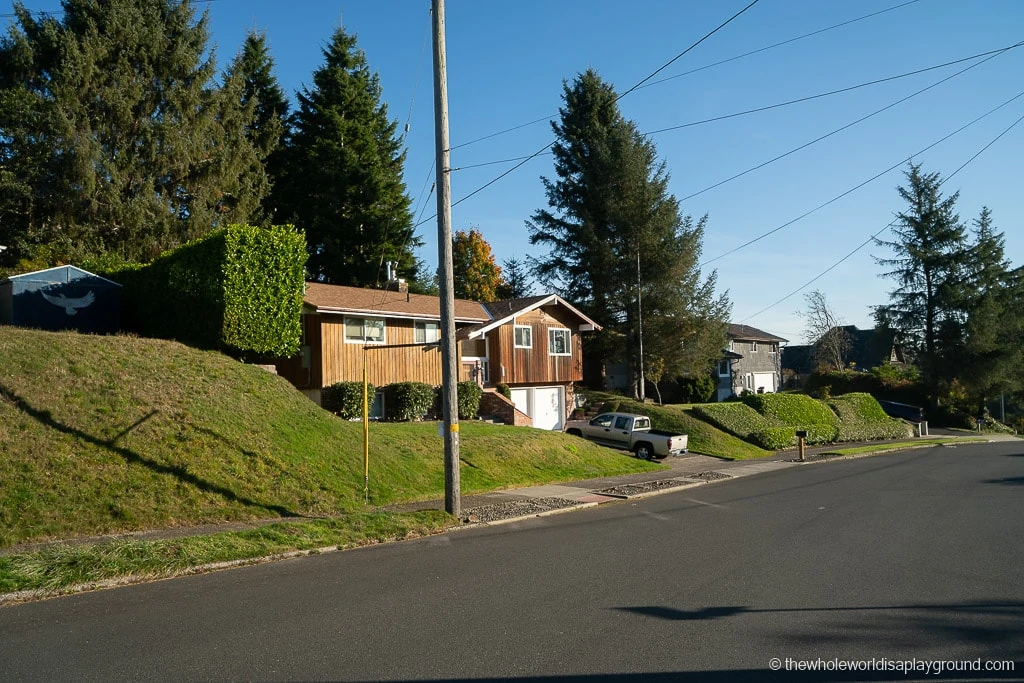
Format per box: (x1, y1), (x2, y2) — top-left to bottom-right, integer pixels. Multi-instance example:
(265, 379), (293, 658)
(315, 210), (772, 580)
(527, 70), (729, 398)
(873, 164), (969, 406)
(224, 29), (288, 223)
(0, 0), (267, 263)
(496, 256), (533, 299)
(452, 229), (501, 301)
(958, 207), (1023, 412)
(272, 27), (418, 286)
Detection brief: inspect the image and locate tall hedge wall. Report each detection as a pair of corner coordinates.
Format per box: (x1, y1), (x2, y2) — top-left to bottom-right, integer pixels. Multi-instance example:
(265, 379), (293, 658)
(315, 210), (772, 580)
(109, 224), (305, 357)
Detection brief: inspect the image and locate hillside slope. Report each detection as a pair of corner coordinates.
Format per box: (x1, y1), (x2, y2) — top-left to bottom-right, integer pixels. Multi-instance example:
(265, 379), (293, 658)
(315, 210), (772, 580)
(0, 328), (656, 547)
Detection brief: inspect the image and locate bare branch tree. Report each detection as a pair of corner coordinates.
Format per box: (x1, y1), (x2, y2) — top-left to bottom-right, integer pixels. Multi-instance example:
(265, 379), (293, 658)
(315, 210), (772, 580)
(801, 290), (850, 371)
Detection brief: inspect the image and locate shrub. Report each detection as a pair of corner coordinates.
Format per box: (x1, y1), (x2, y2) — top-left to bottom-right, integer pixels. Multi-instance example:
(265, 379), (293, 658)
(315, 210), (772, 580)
(751, 427), (796, 450)
(599, 400), (621, 414)
(321, 381), (374, 420)
(829, 393), (911, 441)
(692, 403), (778, 439)
(107, 224), (306, 357)
(496, 383), (512, 400)
(457, 381), (483, 420)
(743, 393), (839, 428)
(675, 374), (716, 403)
(384, 382), (436, 421)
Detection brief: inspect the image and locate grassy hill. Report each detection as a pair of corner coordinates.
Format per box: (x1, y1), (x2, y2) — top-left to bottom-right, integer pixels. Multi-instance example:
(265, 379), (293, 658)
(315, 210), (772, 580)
(0, 328), (660, 548)
(580, 393), (774, 460)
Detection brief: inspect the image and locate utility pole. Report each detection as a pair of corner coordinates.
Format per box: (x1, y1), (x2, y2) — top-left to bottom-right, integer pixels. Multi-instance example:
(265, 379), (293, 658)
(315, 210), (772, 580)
(432, 0), (460, 517)
(636, 248), (645, 402)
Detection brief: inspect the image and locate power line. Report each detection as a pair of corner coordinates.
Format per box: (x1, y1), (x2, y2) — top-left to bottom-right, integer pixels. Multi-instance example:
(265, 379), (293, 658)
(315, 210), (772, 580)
(618, 0), (761, 99)
(680, 40), (1021, 204)
(646, 41), (1023, 138)
(739, 102), (1024, 324)
(447, 40), (1022, 192)
(413, 0), (760, 227)
(448, 0), (922, 152)
(700, 88), (1024, 269)
(638, 0), (923, 91)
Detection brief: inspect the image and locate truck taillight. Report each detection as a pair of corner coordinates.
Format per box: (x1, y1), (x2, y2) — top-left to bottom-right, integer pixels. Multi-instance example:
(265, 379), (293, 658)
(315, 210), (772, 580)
(667, 438), (673, 449)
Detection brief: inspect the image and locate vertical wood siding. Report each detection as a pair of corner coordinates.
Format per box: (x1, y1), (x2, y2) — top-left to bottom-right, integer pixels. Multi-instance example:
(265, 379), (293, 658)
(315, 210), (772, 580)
(487, 305), (583, 385)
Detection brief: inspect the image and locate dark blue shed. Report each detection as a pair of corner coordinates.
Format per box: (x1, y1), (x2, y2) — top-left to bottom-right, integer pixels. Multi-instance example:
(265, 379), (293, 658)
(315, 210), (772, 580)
(0, 265), (122, 334)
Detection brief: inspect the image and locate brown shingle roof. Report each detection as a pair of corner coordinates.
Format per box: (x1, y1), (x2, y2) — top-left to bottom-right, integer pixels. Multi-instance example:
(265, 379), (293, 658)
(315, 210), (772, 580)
(727, 323), (788, 343)
(303, 283), (490, 323)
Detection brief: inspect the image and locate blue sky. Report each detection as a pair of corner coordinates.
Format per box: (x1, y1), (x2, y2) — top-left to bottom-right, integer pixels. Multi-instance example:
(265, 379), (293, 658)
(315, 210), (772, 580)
(5, 0), (1023, 344)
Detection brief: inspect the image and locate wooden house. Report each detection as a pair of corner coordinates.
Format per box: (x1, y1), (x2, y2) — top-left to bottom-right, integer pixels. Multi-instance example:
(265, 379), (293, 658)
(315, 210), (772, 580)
(274, 282), (601, 430)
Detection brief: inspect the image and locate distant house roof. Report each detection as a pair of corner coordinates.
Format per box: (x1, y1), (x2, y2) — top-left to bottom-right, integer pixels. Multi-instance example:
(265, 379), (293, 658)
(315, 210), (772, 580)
(726, 323), (788, 343)
(781, 344), (814, 374)
(782, 326), (905, 373)
(303, 283), (491, 324)
(843, 325), (905, 369)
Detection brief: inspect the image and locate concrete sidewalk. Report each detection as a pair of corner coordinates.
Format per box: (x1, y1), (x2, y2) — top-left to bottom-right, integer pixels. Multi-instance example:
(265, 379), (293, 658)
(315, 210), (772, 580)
(390, 432), (1020, 523)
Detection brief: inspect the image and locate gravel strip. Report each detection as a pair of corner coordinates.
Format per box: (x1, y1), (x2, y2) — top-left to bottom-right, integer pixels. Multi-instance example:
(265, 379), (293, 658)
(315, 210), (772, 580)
(462, 497), (582, 523)
(686, 471), (733, 481)
(599, 479), (693, 497)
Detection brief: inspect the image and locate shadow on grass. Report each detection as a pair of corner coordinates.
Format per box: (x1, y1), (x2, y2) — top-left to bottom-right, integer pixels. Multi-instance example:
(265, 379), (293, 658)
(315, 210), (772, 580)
(0, 384), (301, 518)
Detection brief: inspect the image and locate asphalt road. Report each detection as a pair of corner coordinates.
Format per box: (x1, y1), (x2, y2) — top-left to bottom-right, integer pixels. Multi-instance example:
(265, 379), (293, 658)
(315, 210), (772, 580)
(2, 442), (1023, 682)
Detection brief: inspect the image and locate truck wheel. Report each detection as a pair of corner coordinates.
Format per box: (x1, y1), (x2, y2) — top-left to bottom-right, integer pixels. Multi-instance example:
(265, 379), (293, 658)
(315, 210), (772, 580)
(634, 443), (653, 460)
(566, 428), (582, 437)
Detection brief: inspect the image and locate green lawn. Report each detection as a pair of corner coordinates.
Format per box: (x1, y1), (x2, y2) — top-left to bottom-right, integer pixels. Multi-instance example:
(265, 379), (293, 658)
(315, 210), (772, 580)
(0, 328), (662, 549)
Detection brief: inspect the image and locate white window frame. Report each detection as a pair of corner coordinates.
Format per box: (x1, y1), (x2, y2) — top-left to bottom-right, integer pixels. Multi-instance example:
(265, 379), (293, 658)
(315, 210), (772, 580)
(728, 340), (735, 352)
(344, 316), (386, 345)
(514, 325), (533, 349)
(718, 359), (730, 377)
(549, 328), (571, 357)
(414, 320), (440, 344)
(751, 341), (758, 353)
(769, 343), (777, 355)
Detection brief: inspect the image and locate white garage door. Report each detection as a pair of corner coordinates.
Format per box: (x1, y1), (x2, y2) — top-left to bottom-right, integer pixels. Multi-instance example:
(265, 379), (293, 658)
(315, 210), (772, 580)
(532, 387), (565, 431)
(509, 387), (566, 431)
(510, 389), (530, 417)
(752, 372), (776, 393)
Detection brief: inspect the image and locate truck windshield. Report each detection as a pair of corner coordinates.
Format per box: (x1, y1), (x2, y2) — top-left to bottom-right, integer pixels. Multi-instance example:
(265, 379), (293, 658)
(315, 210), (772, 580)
(634, 417), (651, 430)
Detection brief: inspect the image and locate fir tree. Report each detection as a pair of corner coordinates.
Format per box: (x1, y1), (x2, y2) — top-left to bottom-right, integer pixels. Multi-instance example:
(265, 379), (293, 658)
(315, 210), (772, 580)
(224, 29), (288, 223)
(496, 256), (533, 299)
(0, 0), (267, 263)
(527, 69), (729, 398)
(874, 164), (969, 406)
(271, 27), (418, 286)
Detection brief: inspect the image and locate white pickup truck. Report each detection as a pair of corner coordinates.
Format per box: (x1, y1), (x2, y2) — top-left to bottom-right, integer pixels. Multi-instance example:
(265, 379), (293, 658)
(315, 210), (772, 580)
(564, 412), (688, 460)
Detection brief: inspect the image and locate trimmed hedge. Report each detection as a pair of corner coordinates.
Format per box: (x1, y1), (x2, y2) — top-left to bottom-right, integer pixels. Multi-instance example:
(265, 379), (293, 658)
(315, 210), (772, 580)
(692, 403), (779, 439)
(385, 382), (436, 421)
(751, 427), (797, 450)
(829, 393), (911, 441)
(457, 381), (483, 420)
(108, 224), (305, 357)
(322, 381), (374, 420)
(743, 393), (839, 428)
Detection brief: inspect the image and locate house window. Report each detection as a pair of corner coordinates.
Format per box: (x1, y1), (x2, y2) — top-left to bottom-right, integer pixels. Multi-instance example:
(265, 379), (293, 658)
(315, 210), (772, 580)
(769, 343), (776, 354)
(728, 340), (735, 352)
(514, 325), (532, 348)
(751, 341), (758, 353)
(344, 317), (385, 344)
(414, 320), (440, 344)
(549, 328), (570, 356)
(718, 360), (730, 377)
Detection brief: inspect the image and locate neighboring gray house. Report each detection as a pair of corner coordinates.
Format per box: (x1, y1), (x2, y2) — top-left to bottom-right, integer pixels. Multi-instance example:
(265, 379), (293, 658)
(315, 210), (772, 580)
(716, 324), (787, 401)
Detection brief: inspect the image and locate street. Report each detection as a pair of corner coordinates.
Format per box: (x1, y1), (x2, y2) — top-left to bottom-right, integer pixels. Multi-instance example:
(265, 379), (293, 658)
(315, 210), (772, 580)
(1, 442), (1022, 681)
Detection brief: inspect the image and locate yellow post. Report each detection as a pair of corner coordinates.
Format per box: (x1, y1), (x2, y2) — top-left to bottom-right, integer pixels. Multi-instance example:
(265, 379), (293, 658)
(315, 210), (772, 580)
(363, 346), (369, 503)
